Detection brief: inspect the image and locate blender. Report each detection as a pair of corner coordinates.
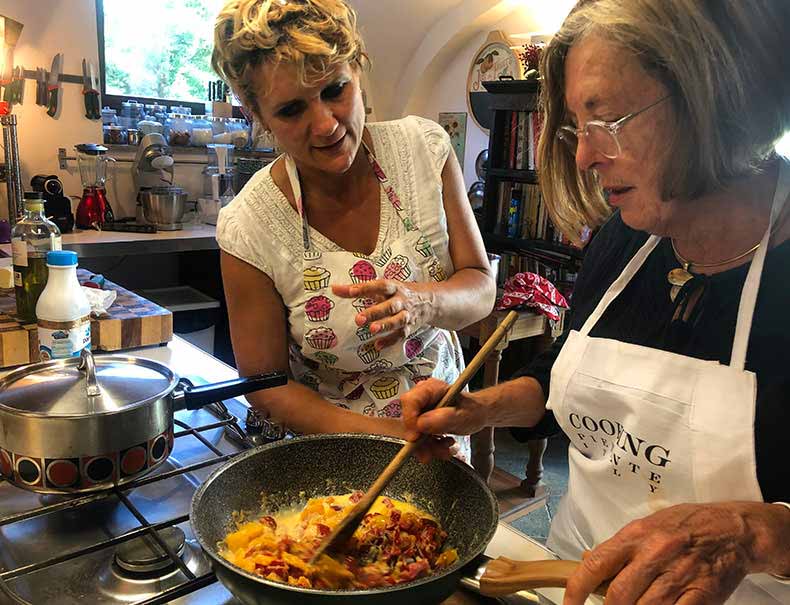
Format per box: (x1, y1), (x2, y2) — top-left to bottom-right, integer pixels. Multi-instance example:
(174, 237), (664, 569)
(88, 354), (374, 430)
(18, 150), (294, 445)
(204, 143), (235, 204)
(199, 144), (235, 225)
(75, 144), (115, 229)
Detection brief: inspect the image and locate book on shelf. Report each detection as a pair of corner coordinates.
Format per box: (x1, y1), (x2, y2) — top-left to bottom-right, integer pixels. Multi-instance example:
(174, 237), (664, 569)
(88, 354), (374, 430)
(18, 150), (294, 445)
(516, 111), (528, 170)
(508, 112), (519, 170)
(527, 112), (536, 170)
(506, 186), (523, 238)
(494, 110), (544, 173)
(531, 112), (543, 170)
(495, 181), (511, 234)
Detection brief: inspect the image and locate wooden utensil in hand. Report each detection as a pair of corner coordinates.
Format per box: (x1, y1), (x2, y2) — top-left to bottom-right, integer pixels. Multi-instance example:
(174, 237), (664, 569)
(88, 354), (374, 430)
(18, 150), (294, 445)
(309, 310), (520, 564)
(480, 557), (610, 597)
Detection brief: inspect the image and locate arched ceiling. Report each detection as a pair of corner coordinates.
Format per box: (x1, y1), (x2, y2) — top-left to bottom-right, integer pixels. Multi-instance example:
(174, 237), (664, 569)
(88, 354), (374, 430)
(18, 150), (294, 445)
(353, 0), (463, 119)
(353, 0), (521, 120)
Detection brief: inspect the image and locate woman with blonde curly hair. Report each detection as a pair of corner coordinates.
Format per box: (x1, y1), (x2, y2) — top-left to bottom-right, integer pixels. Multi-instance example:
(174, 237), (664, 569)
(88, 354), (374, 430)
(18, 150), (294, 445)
(212, 0), (494, 459)
(403, 0), (790, 603)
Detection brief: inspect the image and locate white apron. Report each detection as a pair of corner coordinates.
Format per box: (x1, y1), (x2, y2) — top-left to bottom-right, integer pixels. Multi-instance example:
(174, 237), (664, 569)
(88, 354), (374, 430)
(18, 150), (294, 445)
(546, 159), (790, 604)
(284, 138), (470, 461)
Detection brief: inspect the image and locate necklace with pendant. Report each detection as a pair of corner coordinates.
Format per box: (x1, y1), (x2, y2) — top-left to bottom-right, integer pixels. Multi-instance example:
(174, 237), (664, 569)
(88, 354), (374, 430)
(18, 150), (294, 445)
(668, 239), (761, 301)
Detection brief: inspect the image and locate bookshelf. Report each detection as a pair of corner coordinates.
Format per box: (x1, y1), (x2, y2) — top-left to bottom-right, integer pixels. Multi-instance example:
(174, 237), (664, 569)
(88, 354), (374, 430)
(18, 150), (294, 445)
(479, 79), (583, 296)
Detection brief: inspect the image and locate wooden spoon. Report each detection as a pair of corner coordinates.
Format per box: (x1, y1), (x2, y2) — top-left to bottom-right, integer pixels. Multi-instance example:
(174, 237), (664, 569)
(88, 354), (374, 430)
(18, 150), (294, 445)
(480, 557), (610, 597)
(309, 310), (520, 564)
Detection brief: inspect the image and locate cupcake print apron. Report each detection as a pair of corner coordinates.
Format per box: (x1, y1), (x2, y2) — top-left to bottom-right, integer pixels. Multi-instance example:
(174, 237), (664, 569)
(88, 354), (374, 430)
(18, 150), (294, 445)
(285, 137), (469, 461)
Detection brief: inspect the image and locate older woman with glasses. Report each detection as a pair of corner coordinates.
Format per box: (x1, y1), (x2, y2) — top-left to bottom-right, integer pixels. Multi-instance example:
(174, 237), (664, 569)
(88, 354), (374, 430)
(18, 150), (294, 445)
(402, 1), (790, 603)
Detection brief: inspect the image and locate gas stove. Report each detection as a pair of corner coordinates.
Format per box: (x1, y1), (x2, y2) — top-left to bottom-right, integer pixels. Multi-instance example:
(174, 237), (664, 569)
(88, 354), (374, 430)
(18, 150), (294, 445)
(0, 384), (557, 605)
(0, 388), (264, 605)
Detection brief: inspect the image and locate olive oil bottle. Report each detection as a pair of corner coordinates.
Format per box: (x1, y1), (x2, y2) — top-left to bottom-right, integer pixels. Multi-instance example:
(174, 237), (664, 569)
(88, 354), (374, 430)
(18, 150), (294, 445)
(11, 192), (62, 323)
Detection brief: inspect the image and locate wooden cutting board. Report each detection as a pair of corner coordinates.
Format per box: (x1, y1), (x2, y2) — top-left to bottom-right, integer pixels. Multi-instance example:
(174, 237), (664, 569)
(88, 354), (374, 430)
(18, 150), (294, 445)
(0, 269), (173, 368)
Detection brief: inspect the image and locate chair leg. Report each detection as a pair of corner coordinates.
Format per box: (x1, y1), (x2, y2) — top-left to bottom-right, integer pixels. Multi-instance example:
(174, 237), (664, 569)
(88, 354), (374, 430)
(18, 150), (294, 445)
(471, 426), (495, 484)
(521, 437), (547, 497)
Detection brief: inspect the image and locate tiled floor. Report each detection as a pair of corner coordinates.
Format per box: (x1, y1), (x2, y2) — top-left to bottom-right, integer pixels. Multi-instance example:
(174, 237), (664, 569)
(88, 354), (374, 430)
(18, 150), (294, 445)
(491, 428), (570, 543)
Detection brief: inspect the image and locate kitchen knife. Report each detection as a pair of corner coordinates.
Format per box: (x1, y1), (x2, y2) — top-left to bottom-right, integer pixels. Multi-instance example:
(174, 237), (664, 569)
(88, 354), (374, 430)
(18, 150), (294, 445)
(46, 53), (63, 117)
(35, 68), (46, 106)
(13, 65), (24, 104)
(82, 59), (100, 119)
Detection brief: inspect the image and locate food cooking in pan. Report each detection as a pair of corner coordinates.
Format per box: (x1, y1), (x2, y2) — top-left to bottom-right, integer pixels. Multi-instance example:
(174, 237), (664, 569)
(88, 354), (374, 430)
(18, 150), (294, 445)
(220, 491), (458, 590)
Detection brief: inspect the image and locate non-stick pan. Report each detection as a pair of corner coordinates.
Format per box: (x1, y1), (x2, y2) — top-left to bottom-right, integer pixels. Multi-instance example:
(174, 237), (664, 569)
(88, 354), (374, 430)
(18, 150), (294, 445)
(191, 434), (499, 605)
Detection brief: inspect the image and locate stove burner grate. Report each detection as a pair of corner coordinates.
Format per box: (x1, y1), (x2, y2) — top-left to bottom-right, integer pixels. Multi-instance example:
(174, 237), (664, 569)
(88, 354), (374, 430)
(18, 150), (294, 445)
(115, 526), (186, 574)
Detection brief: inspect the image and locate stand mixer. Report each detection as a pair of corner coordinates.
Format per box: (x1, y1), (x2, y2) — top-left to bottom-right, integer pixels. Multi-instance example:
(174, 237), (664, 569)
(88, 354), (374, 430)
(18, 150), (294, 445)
(132, 133), (176, 224)
(132, 133), (189, 231)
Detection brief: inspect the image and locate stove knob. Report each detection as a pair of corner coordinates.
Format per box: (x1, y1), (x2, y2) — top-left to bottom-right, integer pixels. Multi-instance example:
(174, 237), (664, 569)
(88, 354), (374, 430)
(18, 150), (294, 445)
(245, 408), (287, 443)
(244, 408), (264, 434)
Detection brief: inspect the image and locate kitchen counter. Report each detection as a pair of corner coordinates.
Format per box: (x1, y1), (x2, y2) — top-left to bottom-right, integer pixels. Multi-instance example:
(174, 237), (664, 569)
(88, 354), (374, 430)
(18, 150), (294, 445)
(0, 223), (218, 259)
(63, 223), (218, 258)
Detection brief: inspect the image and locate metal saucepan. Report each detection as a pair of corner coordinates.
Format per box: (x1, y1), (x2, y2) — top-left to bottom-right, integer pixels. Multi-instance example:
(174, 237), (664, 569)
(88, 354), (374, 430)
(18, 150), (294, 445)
(0, 349), (286, 494)
(191, 434), (501, 605)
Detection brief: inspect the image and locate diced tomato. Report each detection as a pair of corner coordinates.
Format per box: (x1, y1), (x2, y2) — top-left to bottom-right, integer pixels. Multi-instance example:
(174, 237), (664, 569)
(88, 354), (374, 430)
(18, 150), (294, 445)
(315, 523), (331, 537)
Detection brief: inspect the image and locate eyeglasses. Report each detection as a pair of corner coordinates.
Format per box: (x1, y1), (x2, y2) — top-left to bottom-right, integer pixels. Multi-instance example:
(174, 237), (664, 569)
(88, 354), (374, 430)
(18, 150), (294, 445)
(556, 95), (671, 159)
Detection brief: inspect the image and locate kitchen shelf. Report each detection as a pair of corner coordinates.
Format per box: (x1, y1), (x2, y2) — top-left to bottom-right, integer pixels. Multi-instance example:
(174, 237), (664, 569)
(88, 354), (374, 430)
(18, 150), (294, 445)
(487, 168), (539, 184)
(482, 79), (541, 95)
(483, 232), (585, 261)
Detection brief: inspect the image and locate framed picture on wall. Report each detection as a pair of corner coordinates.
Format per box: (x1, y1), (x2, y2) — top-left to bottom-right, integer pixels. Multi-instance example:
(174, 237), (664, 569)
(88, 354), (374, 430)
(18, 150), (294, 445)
(438, 112), (468, 171)
(466, 31), (524, 133)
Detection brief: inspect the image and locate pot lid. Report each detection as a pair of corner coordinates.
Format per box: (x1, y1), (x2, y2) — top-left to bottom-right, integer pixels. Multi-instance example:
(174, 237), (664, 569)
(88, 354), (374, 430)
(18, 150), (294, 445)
(0, 353), (178, 417)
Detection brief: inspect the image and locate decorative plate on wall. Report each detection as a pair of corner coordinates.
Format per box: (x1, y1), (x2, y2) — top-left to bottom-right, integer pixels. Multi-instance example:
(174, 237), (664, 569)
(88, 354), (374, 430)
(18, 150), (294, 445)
(467, 31), (524, 133)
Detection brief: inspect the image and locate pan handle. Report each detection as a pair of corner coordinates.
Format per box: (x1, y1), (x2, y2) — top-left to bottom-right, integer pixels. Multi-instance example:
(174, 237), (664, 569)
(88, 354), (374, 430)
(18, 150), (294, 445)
(172, 372), (287, 411)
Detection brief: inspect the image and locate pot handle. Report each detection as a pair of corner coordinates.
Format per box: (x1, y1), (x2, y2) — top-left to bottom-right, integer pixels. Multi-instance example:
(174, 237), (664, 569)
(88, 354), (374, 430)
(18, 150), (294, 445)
(173, 372), (287, 411)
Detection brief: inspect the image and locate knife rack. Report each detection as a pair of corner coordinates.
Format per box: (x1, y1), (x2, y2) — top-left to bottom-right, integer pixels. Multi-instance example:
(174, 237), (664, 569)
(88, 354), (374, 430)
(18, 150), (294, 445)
(20, 69), (83, 85)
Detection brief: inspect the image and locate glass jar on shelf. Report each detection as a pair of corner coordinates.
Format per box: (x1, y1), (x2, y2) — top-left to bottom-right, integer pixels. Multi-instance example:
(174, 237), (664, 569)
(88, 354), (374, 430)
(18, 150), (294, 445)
(104, 125), (127, 145)
(152, 104), (168, 124)
(118, 116), (137, 131)
(101, 107), (118, 126)
(190, 115), (213, 147)
(164, 114), (193, 146)
(121, 100), (144, 121)
(208, 117), (232, 144)
(169, 105), (192, 116)
(227, 118), (251, 149)
(137, 119), (164, 136)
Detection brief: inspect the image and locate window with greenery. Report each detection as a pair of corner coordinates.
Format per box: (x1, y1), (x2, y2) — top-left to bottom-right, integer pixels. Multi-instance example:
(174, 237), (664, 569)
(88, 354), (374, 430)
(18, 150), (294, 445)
(98, 0), (224, 106)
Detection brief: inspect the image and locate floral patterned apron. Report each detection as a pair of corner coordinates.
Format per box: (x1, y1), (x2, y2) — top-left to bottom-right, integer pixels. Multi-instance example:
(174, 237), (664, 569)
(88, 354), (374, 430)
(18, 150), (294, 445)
(284, 137), (470, 461)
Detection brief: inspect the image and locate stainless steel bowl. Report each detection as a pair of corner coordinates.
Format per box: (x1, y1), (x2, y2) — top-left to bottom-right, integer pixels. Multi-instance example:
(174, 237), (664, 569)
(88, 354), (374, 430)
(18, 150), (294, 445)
(142, 187), (187, 230)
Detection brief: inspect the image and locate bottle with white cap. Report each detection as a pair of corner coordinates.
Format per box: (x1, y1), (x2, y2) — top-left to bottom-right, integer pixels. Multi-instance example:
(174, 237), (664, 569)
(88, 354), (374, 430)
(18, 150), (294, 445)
(36, 250), (91, 361)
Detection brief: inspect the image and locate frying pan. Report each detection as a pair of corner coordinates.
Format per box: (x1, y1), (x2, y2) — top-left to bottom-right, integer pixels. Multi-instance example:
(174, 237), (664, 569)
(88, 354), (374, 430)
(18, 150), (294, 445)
(191, 434), (499, 605)
(191, 434), (604, 604)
